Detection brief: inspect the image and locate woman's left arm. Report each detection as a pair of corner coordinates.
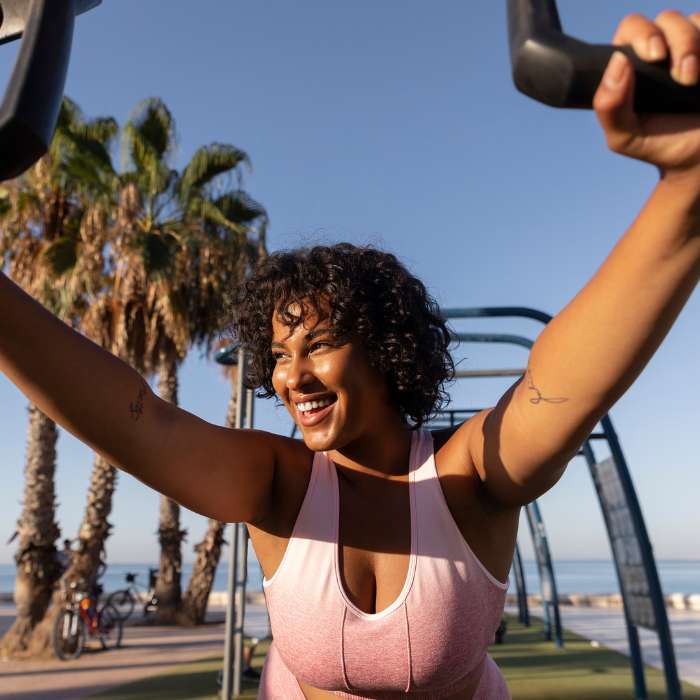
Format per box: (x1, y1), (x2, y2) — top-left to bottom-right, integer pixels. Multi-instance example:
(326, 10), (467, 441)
(468, 11), (700, 506)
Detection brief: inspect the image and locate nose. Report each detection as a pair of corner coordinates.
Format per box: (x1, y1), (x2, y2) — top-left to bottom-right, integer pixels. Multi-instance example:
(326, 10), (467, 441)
(286, 354), (314, 392)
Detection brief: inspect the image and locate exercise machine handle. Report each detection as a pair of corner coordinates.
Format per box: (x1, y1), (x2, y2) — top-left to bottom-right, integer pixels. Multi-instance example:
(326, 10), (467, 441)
(507, 0), (700, 112)
(0, 0), (101, 182)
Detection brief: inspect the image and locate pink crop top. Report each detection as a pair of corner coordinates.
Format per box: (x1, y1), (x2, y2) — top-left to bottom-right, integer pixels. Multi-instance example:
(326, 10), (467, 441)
(259, 430), (511, 699)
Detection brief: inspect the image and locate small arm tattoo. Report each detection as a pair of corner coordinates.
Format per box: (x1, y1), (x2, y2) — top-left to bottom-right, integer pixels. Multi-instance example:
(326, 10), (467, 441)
(129, 386), (147, 421)
(525, 369), (569, 405)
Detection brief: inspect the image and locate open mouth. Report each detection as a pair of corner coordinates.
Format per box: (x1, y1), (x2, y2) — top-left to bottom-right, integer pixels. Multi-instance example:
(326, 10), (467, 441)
(295, 394), (338, 427)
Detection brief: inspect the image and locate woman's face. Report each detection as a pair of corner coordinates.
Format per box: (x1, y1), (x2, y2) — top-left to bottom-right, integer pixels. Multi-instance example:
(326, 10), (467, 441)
(271, 304), (393, 452)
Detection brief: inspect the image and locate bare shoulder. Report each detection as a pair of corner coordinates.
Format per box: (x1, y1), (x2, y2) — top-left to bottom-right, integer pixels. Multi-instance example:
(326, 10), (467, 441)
(249, 432), (314, 532)
(432, 415), (521, 515)
(431, 418), (521, 583)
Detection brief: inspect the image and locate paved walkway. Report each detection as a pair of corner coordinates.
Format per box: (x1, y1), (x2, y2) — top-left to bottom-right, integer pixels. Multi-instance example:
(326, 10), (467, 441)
(506, 604), (700, 688)
(0, 604), (270, 700)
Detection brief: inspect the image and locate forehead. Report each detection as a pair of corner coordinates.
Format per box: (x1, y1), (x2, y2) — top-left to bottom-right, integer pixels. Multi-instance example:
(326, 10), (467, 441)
(271, 300), (331, 342)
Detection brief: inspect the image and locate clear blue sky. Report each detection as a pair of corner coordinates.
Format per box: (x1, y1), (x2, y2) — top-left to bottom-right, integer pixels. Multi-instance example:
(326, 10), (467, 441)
(1, 1), (698, 566)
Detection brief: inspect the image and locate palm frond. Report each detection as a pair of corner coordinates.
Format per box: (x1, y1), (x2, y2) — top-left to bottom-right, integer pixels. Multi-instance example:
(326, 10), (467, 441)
(179, 144), (250, 202)
(214, 190), (267, 225)
(121, 98), (176, 171)
(187, 197), (248, 236)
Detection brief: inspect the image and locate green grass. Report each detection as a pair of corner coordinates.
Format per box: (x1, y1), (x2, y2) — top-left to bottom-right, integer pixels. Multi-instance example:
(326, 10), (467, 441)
(90, 616), (699, 699)
(493, 616), (700, 699)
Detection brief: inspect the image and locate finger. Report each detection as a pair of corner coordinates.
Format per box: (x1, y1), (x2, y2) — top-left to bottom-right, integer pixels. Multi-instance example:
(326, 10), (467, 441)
(594, 52), (641, 155)
(654, 10), (700, 85)
(612, 13), (668, 62)
(690, 12), (700, 33)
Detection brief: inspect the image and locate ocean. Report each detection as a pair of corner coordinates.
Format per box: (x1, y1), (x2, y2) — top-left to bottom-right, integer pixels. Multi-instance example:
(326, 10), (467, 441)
(1, 559), (699, 598)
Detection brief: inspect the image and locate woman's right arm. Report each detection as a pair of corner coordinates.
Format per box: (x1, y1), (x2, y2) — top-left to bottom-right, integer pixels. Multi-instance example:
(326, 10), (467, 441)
(0, 270), (286, 524)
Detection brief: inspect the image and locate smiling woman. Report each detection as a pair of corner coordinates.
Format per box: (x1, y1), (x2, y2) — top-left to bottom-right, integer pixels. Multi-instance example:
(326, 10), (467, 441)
(229, 244), (454, 432)
(222, 243), (518, 699)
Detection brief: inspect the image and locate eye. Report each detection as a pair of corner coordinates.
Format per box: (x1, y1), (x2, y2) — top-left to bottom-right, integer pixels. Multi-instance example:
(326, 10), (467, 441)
(271, 350), (289, 362)
(309, 341), (332, 353)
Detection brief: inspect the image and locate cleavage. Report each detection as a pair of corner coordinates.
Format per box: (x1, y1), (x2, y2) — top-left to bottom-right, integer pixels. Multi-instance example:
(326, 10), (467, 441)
(336, 470), (412, 615)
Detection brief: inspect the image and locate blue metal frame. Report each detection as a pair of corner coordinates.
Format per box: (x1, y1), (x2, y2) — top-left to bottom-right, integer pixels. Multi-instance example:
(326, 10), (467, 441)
(443, 307), (681, 700)
(525, 499), (562, 646)
(512, 543), (530, 626)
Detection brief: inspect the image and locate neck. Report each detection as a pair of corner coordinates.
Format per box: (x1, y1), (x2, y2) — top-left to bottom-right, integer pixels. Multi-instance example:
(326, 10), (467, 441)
(329, 418), (414, 480)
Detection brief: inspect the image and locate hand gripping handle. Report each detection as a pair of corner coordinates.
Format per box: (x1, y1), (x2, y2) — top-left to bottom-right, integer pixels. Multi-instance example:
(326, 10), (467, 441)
(507, 0), (700, 112)
(0, 0), (101, 182)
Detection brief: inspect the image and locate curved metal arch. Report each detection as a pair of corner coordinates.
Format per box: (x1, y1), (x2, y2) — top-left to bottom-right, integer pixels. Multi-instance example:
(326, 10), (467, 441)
(445, 306), (680, 699)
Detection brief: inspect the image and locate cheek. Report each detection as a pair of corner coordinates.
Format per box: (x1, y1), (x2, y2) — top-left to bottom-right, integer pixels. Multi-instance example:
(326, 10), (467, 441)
(271, 365), (286, 395)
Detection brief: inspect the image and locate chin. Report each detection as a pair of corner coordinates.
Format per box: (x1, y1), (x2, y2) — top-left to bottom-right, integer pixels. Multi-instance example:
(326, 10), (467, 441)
(301, 430), (338, 452)
(299, 419), (355, 453)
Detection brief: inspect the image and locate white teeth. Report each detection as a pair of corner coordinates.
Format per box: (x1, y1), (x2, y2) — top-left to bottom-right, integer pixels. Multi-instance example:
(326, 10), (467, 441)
(297, 397), (334, 413)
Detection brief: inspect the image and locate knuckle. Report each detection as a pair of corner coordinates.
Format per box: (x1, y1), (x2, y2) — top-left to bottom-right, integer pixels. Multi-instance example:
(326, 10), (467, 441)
(656, 9), (683, 23)
(614, 13), (653, 46)
(623, 12), (649, 26)
(606, 132), (634, 155)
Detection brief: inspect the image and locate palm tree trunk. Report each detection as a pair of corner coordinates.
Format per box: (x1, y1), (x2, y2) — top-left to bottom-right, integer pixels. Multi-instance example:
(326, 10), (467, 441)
(153, 352), (186, 624)
(0, 405), (61, 659)
(26, 453), (118, 657)
(180, 518), (227, 624)
(180, 371), (238, 624)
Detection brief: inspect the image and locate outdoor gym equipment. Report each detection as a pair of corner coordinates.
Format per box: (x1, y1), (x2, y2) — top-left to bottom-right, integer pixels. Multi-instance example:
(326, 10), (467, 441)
(0, 0), (101, 181)
(508, 0), (700, 111)
(443, 307), (682, 700)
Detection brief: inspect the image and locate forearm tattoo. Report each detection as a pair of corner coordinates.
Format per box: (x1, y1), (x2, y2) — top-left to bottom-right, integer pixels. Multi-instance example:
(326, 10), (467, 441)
(129, 386), (147, 421)
(525, 369), (569, 405)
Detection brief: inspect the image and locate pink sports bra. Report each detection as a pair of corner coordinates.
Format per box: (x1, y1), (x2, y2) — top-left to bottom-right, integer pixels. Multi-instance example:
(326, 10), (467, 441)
(259, 429), (511, 699)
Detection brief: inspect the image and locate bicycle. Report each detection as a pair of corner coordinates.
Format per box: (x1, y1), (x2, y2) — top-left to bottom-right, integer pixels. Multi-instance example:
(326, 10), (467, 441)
(105, 568), (159, 622)
(52, 579), (123, 661)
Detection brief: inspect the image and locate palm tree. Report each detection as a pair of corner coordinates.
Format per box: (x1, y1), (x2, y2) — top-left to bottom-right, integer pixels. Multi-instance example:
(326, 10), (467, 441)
(0, 99), (118, 658)
(116, 98), (264, 623)
(181, 211), (267, 625)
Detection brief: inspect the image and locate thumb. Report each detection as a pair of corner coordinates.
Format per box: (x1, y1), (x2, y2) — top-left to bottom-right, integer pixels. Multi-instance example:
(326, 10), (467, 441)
(594, 51), (640, 151)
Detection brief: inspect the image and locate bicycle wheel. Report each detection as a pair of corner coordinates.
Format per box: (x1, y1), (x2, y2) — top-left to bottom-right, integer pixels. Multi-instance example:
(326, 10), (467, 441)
(105, 589), (135, 621)
(98, 604), (123, 650)
(52, 609), (86, 661)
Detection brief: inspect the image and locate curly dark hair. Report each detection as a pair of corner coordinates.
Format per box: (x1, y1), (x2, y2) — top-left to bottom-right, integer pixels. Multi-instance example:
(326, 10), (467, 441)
(227, 243), (454, 427)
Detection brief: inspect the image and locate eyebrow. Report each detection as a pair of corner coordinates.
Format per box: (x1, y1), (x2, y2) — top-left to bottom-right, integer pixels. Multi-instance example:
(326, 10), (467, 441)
(271, 327), (334, 349)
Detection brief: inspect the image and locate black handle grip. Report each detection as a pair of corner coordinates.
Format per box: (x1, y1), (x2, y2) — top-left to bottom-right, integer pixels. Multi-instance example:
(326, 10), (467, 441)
(507, 0), (700, 112)
(0, 0), (101, 182)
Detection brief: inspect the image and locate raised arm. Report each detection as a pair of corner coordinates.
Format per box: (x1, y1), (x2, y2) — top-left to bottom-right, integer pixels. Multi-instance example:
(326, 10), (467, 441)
(0, 270), (289, 523)
(465, 11), (700, 506)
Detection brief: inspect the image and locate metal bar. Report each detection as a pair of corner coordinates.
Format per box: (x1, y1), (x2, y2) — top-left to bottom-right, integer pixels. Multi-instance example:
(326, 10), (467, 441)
(454, 368), (525, 378)
(451, 331), (533, 350)
(524, 505), (552, 640)
(442, 306), (553, 325)
(532, 500), (563, 648)
(512, 542), (529, 626)
(580, 440), (648, 699)
(600, 415), (681, 700)
(232, 520), (248, 696)
(222, 347), (246, 700)
(233, 386), (255, 697)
